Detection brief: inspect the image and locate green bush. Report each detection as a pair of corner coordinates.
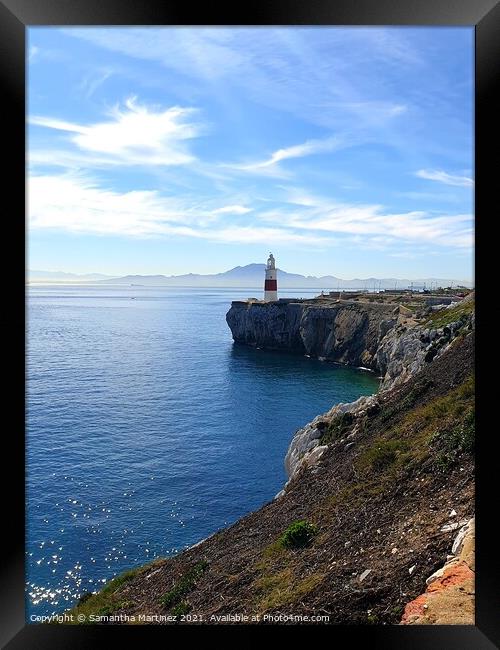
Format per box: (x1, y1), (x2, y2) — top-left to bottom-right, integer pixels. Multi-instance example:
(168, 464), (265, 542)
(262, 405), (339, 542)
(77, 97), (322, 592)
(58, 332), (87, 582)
(279, 520), (317, 549)
(450, 409), (475, 453)
(435, 451), (455, 472)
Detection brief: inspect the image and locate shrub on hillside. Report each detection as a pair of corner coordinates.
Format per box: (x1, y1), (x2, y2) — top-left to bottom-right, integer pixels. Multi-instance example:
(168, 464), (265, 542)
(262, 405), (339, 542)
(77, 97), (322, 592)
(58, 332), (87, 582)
(279, 520), (317, 549)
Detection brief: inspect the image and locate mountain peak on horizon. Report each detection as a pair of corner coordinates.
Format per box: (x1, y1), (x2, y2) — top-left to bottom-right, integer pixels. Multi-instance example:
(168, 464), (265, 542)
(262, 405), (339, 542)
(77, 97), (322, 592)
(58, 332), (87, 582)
(28, 264), (473, 289)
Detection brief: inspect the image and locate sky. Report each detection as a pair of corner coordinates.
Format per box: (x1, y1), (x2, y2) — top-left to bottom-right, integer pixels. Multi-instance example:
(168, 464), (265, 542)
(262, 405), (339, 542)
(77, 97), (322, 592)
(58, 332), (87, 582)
(28, 27), (474, 281)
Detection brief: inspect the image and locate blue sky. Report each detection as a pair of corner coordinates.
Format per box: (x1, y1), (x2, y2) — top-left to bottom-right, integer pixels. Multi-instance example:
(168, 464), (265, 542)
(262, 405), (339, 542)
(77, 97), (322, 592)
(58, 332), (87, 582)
(28, 27), (474, 280)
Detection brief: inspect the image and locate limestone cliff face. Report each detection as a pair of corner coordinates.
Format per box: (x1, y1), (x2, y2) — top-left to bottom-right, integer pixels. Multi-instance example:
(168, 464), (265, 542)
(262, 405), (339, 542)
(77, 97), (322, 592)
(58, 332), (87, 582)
(300, 303), (397, 368)
(226, 300), (397, 370)
(282, 394), (377, 482)
(282, 309), (474, 483)
(376, 313), (474, 391)
(225, 301), (305, 351)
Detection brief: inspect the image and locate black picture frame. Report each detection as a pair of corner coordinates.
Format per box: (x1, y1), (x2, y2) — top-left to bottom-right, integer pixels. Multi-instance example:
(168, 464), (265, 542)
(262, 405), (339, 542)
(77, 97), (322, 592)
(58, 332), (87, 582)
(2, 0), (497, 646)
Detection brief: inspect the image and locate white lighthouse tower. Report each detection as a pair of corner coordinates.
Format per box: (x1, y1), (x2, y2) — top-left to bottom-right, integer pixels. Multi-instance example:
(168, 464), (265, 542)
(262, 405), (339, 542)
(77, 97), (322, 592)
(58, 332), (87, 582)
(264, 252), (278, 302)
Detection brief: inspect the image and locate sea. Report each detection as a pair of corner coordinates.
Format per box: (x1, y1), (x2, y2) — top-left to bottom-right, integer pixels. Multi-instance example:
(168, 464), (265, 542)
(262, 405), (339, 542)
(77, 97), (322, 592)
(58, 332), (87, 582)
(26, 285), (379, 617)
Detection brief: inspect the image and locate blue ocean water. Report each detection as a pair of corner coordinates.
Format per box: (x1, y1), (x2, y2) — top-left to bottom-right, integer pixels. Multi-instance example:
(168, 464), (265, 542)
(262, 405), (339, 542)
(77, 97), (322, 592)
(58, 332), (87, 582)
(26, 285), (379, 617)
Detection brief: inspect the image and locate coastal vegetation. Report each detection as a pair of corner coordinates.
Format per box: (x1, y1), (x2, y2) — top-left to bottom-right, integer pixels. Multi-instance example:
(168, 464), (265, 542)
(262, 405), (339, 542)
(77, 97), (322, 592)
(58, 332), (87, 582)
(68, 564), (152, 622)
(423, 297), (475, 328)
(278, 520), (318, 549)
(159, 560), (209, 611)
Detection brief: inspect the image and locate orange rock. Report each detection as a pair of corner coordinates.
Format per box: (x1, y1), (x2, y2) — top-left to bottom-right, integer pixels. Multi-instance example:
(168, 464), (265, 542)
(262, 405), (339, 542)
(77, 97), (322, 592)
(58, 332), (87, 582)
(426, 561), (474, 592)
(400, 594), (428, 623)
(401, 519), (475, 625)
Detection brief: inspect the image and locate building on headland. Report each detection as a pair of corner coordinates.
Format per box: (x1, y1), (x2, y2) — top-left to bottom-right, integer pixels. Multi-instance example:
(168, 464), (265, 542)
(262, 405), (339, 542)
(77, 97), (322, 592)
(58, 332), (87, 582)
(264, 252), (278, 302)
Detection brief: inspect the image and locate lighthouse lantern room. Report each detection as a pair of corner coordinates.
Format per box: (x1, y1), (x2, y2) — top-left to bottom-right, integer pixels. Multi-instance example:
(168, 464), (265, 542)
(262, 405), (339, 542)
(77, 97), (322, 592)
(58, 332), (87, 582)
(264, 252), (278, 301)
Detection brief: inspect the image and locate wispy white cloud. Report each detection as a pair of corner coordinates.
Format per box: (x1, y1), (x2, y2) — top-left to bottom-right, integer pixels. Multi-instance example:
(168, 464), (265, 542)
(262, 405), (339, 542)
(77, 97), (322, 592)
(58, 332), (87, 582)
(388, 251), (420, 259)
(199, 226), (323, 246)
(212, 205), (252, 215)
(27, 168), (473, 256)
(64, 28), (247, 82)
(397, 190), (462, 203)
(29, 97), (205, 167)
(258, 189), (473, 248)
(351, 29), (423, 66)
(29, 173), (188, 236)
(415, 169), (474, 187)
(30, 116), (87, 133)
(226, 136), (343, 173)
(79, 68), (113, 99)
(27, 173), (320, 245)
(291, 209), (472, 247)
(327, 101), (407, 127)
(28, 148), (127, 170)
(63, 28), (414, 132)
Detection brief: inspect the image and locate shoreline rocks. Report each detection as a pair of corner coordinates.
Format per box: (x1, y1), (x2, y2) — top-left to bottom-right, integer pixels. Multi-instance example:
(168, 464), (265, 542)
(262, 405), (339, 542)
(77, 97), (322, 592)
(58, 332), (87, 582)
(284, 394), (378, 481)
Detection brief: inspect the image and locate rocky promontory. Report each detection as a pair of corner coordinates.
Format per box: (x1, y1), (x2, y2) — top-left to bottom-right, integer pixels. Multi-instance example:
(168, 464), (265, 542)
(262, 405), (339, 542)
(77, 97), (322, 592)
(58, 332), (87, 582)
(226, 292), (474, 386)
(226, 298), (398, 370)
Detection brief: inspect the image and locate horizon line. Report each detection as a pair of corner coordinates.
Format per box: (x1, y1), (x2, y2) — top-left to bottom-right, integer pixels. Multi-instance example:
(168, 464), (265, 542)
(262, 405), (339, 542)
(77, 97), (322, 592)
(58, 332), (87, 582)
(27, 265), (474, 285)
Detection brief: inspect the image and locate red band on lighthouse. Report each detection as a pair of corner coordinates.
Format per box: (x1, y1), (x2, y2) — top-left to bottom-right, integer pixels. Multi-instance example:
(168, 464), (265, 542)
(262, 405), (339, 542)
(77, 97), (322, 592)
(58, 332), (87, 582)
(264, 279), (277, 291)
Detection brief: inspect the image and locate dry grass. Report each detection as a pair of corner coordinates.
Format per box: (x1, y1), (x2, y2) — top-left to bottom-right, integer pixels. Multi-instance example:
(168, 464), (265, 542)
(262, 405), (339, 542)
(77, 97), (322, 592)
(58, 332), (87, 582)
(424, 300), (474, 328)
(254, 569), (325, 612)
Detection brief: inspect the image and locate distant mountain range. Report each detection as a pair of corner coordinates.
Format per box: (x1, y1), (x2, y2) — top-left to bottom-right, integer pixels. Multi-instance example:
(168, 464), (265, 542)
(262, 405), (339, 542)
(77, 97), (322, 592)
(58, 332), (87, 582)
(28, 270), (113, 282)
(28, 264), (473, 289)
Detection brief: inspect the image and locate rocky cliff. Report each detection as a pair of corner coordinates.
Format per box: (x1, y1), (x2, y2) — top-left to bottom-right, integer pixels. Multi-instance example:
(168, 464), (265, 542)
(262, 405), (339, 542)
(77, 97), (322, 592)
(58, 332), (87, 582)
(226, 300), (398, 370)
(376, 295), (475, 390)
(226, 296), (474, 382)
(284, 299), (474, 482)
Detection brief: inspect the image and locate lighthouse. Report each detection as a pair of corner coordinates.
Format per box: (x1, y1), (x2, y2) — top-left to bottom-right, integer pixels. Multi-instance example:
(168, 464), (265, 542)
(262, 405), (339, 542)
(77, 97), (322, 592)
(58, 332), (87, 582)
(264, 252), (278, 301)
